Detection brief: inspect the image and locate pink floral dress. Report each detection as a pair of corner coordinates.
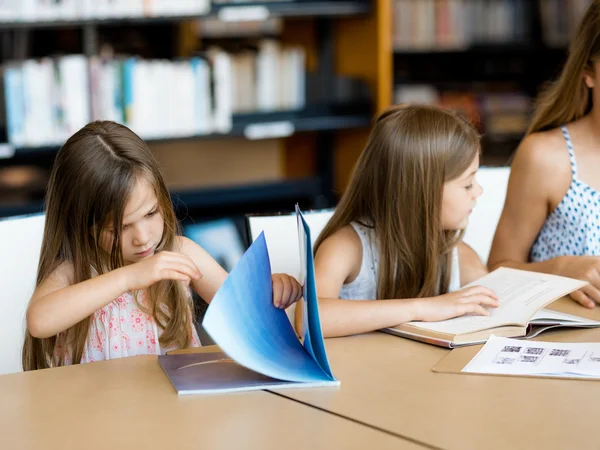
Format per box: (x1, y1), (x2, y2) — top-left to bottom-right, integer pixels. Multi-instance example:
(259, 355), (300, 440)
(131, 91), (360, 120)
(55, 289), (201, 364)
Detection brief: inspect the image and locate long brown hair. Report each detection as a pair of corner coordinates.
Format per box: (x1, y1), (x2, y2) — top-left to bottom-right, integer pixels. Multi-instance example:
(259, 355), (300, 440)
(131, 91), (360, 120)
(22, 121), (193, 371)
(315, 104), (480, 300)
(528, 0), (600, 134)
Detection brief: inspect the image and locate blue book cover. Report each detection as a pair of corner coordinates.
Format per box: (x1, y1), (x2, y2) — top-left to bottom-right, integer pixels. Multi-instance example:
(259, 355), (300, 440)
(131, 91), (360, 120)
(158, 207), (338, 394)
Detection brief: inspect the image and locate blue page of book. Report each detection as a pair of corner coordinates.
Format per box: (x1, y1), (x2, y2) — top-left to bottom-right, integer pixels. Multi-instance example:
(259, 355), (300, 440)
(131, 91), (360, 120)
(296, 205), (335, 379)
(202, 232), (331, 383)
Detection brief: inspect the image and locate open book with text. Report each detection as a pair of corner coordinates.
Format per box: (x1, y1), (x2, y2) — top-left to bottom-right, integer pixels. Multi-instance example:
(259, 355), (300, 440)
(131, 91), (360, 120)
(158, 205), (338, 394)
(382, 267), (599, 348)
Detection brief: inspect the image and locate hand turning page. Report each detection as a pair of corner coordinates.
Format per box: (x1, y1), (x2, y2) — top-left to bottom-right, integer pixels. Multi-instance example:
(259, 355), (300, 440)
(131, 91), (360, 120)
(158, 206), (337, 394)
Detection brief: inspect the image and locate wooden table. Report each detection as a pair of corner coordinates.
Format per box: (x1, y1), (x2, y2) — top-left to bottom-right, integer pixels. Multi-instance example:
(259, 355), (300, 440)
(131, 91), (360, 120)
(273, 302), (600, 450)
(0, 353), (425, 450)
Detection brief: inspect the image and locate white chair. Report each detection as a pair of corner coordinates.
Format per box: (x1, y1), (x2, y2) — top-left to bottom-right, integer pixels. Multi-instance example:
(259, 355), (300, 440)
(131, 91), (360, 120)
(463, 166), (511, 264)
(246, 209), (334, 326)
(246, 209), (334, 279)
(0, 213), (45, 375)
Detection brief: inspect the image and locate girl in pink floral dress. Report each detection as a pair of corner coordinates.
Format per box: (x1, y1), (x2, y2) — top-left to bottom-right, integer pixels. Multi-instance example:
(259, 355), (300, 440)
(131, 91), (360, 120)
(22, 121), (302, 370)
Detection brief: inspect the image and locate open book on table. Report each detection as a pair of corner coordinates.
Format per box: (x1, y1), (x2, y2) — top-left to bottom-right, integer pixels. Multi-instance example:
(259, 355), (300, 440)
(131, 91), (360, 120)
(382, 267), (599, 348)
(158, 205), (338, 394)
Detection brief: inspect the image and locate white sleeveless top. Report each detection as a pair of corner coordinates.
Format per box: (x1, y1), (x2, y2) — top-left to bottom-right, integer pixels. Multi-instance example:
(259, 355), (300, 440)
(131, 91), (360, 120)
(339, 222), (461, 300)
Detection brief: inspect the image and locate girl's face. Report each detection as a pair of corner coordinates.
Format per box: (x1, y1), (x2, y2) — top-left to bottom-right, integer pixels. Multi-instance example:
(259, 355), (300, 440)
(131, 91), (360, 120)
(441, 154), (483, 231)
(101, 177), (165, 265)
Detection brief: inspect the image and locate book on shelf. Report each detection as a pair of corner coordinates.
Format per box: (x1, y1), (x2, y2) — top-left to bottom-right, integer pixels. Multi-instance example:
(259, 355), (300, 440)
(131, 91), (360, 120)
(539, 0), (592, 47)
(394, 84), (532, 139)
(0, 0), (210, 22)
(393, 0), (530, 51)
(1, 40), (306, 146)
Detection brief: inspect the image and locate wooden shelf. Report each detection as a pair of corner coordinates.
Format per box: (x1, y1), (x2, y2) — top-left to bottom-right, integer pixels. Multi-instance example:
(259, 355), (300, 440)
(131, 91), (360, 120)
(0, 177), (326, 219)
(211, 1), (371, 19)
(9, 106), (372, 157)
(0, 1), (371, 30)
(0, 1), (387, 217)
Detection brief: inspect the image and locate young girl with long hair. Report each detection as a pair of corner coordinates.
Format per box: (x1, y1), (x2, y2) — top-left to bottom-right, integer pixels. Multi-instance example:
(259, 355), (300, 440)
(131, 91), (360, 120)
(307, 104), (498, 337)
(23, 121), (301, 370)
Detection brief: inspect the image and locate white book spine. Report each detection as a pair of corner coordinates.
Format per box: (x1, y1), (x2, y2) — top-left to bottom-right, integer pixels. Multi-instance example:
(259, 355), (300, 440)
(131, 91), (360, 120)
(20, 0), (37, 21)
(59, 0), (78, 20)
(154, 61), (169, 138)
(193, 58), (212, 135)
(211, 50), (233, 134)
(257, 40), (280, 112)
(38, 58), (57, 144)
(22, 61), (42, 146)
(0, 0), (16, 21)
(129, 59), (145, 137)
(179, 62), (197, 136)
(58, 55), (90, 139)
(293, 47), (305, 110)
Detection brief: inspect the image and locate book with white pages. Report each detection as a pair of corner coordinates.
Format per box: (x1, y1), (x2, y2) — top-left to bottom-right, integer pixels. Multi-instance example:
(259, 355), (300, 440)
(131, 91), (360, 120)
(158, 206), (338, 395)
(382, 267), (597, 348)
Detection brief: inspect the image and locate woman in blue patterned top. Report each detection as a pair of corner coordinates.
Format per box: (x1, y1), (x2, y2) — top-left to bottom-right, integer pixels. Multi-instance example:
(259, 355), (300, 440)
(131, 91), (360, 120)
(489, 0), (600, 309)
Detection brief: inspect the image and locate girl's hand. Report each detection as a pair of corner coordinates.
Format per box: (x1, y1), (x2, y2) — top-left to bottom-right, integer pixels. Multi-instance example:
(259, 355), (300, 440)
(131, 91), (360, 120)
(555, 256), (600, 308)
(413, 286), (499, 322)
(272, 273), (302, 309)
(121, 251), (202, 292)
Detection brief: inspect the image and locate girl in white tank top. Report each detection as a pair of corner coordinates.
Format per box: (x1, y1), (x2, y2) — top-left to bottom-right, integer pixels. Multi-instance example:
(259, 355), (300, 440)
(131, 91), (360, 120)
(339, 222), (461, 301)
(312, 105), (498, 338)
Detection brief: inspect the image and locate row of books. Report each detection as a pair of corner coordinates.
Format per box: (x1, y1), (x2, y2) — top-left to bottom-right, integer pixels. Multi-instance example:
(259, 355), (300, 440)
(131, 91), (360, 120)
(231, 41), (305, 114)
(393, 0), (593, 51)
(3, 41), (306, 147)
(199, 17), (283, 38)
(393, 0), (531, 51)
(394, 84), (532, 138)
(540, 0), (593, 47)
(0, 0), (210, 22)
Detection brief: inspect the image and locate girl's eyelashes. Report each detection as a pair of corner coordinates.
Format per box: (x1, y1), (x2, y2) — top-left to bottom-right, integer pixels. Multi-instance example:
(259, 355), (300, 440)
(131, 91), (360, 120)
(118, 208), (159, 231)
(465, 184), (473, 191)
(121, 209), (159, 230)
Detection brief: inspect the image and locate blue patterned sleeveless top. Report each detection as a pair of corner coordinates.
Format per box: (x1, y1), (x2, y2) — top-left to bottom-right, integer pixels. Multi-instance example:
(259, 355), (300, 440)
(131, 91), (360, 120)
(530, 126), (600, 261)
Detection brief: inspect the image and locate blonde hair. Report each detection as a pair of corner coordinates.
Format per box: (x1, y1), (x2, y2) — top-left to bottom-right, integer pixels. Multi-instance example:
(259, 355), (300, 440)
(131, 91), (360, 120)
(22, 121), (194, 370)
(528, 0), (600, 134)
(315, 104), (480, 300)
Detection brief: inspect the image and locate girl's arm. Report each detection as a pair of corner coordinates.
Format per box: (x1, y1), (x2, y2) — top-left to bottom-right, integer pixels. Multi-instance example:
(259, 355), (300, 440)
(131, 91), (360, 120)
(28, 263), (130, 338)
(488, 133), (564, 275)
(27, 252), (201, 338)
(487, 133), (600, 308)
(313, 226), (498, 338)
(178, 237), (301, 308)
(178, 236), (228, 303)
(457, 241), (488, 286)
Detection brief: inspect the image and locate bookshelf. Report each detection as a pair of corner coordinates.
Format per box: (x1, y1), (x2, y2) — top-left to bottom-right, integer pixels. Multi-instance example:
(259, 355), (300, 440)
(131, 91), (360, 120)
(0, 0), (385, 219)
(1, 177), (324, 218)
(0, 1), (591, 216)
(282, 0), (588, 191)
(9, 107), (372, 156)
(390, 0), (589, 167)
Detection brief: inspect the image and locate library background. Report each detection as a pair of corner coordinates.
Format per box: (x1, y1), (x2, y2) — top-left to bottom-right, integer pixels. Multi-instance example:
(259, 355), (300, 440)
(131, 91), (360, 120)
(0, 0), (588, 272)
